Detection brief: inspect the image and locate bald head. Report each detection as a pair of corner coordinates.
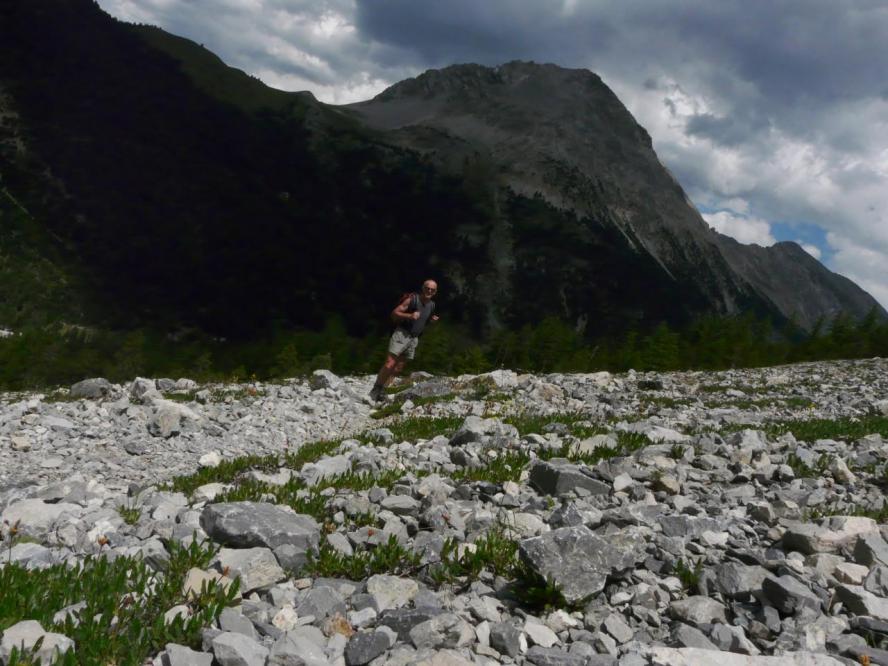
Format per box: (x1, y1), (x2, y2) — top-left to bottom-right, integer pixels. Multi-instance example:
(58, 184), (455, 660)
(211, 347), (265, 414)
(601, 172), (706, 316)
(421, 279), (438, 301)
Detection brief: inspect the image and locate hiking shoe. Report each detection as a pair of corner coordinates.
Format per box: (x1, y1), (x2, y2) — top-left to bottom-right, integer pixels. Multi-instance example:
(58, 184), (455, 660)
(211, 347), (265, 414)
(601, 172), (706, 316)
(368, 385), (384, 402)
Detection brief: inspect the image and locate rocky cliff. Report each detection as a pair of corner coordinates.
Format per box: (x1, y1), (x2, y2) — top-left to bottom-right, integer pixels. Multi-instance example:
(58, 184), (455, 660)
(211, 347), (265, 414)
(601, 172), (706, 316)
(345, 62), (885, 330)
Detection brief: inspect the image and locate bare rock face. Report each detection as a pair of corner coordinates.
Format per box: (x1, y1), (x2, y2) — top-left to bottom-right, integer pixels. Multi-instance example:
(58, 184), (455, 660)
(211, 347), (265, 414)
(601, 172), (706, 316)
(348, 61), (885, 330)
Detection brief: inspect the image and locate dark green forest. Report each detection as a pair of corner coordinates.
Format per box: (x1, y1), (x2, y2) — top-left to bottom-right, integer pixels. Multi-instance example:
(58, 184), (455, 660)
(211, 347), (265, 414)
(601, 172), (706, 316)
(1, 310), (886, 390)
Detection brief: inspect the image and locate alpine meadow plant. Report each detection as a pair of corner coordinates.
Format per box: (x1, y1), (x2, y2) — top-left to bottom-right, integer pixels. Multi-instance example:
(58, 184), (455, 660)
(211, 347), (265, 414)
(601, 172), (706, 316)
(303, 534), (421, 580)
(428, 527), (520, 588)
(451, 450), (531, 484)
(673, 558), (704, 594)
(0, 536), (239, 665)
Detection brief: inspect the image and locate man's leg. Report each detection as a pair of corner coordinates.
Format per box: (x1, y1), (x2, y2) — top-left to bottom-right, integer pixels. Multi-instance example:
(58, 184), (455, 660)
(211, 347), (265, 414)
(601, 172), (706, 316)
(370, 353), (399, 400)
(391, 357), (408, 384)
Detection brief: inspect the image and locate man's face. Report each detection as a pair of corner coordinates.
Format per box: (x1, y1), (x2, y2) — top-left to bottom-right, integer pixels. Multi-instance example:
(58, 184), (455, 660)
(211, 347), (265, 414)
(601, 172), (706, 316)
(422, 282), (438, 298)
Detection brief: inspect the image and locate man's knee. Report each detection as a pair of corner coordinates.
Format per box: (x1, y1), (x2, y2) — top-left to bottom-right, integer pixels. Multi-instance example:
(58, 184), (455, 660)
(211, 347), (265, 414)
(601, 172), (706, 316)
(383, 355), (399, 370)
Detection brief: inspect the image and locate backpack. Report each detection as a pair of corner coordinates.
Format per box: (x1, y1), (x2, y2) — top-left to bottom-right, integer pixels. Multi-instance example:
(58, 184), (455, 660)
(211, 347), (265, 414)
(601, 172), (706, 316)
(391, 292), (418, 325)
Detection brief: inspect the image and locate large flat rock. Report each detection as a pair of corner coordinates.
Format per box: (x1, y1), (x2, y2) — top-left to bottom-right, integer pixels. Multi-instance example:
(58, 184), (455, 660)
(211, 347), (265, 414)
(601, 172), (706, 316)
(782, 516), (878, 554)
(648, 647), (844, 666)
(518, 525), (645, 604)
(835, 584), (888, 621)
(200, 502), (320, 550)
(529, 459), (611, 496)
(1, 499), (82, 537)
(646, 647), (845, 665)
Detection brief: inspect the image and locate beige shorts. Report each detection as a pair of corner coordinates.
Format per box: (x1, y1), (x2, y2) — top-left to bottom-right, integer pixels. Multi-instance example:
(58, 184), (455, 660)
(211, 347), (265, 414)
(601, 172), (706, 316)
(388, 328), (419, 360)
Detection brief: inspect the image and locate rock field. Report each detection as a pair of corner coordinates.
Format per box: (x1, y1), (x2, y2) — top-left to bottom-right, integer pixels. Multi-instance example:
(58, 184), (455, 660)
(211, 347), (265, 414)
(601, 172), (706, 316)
(3, 358), (888, 665)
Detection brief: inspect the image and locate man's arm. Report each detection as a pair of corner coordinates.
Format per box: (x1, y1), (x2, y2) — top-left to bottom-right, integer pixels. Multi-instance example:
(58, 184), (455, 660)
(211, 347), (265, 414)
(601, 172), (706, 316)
(391, 296), (420, 323)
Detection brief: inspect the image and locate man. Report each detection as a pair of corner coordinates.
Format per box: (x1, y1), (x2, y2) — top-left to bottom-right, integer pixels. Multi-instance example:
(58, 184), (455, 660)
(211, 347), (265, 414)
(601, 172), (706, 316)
(369, 279), (439, 402)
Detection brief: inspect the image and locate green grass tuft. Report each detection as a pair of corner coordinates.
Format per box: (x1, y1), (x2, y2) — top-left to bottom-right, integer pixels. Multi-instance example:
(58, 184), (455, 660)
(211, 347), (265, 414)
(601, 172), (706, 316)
(160, 454), (280, 496)
(116, 503), (142, 526)
(504, 411), (596, 437)
(451, 451), (531, 485)
(429, 528), (519, 588)
(379, 416), (464, 444)
(766, 415), (888, 442)
(282, 439), (342, 469)
(510, 562), (573, 612)
(303, 534), (420, 579)
(785, 452), (830, 478)
(370, 393), (456, 420)
(0, 537), (239, 665)
(672, 558), (703, 593)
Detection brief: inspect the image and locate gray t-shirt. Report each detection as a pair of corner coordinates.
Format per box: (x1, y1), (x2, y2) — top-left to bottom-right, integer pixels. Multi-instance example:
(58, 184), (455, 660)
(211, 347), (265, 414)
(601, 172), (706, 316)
(401, 294), (436, 337)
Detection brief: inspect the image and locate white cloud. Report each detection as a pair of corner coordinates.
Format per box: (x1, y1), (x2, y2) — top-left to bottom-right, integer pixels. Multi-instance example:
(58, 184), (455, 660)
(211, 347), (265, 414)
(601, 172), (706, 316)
(97, 0), (405, 97)
(827, 232), (888, 311)
(702, 211), (776, 246)
(799, 243), (822, 260)
(311, 11), (356, 39)
(257, 69), (391, 103)
(610, 74), (888, 309)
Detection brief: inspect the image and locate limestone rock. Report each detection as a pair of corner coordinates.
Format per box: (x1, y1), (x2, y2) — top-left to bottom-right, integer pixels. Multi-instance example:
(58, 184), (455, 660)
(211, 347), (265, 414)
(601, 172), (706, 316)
(211, 547), (286, 593)
(0, 620), (75, 664)
(782, 516), (879, 554)
(1, 499), (82, 537)
(761, 575), (821, 615)
(366, 575), (419, 611)
(646, 646), (845, 665)
(519, 526), (645, 603)
(70, 377), (113, 399)
(834, 584), (888, 621)
(201, 502), (319, 551)
(162, 643), (214, 666)
(344, 631), (389, 666)
(529, 459), (610, 496)
(668, 596), (728, 626)
(211, 631), (269, 666)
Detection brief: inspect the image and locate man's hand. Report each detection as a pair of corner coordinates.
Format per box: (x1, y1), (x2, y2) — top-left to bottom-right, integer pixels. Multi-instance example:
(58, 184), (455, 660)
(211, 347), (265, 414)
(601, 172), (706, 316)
(412, 311), (421, 320)
(431, 315), (440, 322)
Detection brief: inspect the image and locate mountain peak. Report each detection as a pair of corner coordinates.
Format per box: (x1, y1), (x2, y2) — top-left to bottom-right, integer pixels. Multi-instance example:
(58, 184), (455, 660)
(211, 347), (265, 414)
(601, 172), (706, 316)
(349, 62), (885, 330)
(373, 60), (605, 103)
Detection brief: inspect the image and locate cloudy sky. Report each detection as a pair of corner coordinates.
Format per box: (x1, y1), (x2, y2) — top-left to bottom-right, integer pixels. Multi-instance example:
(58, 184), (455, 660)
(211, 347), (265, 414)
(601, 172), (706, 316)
(98, 0), (888, 309)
